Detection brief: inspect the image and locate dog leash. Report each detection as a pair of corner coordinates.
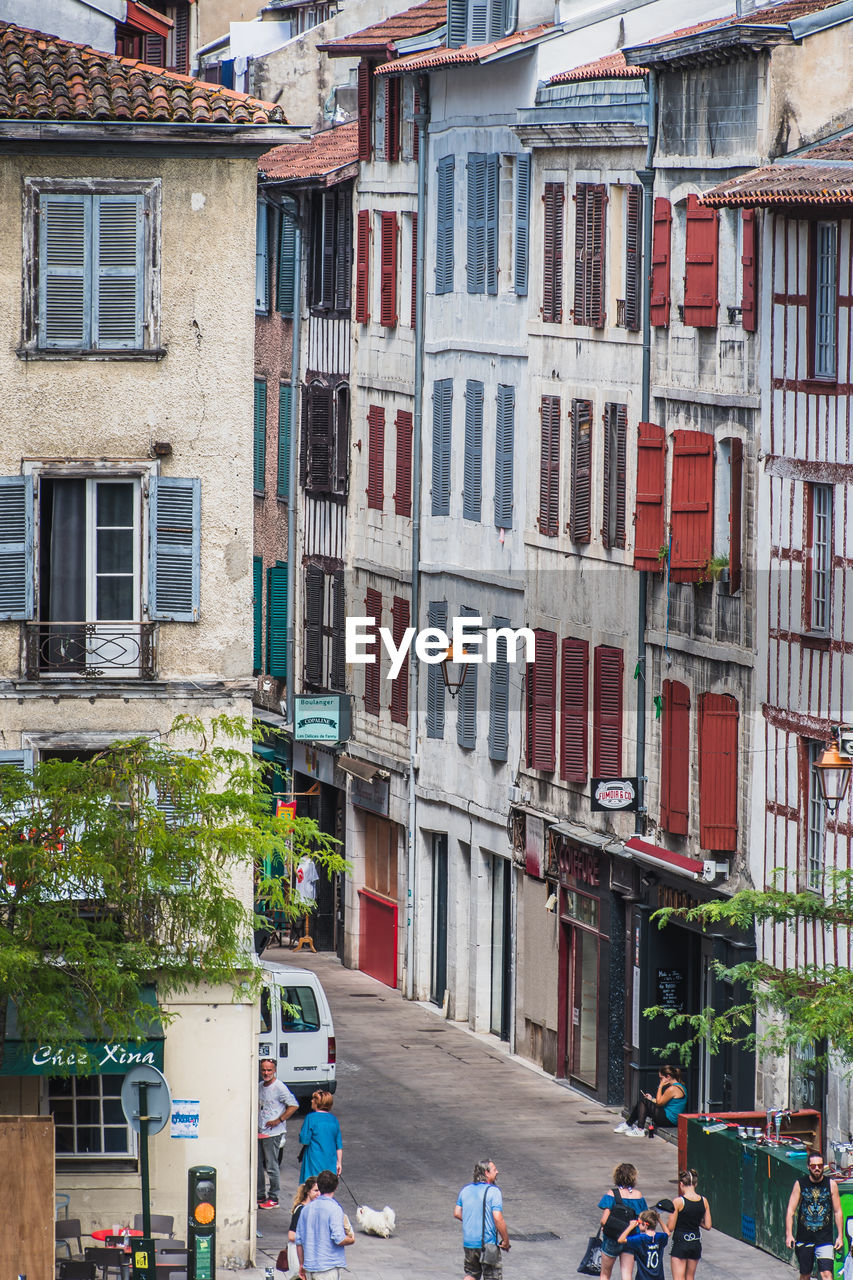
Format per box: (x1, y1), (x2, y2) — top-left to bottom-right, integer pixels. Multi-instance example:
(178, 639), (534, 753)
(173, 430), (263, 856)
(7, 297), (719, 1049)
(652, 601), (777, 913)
(337, 1171), (360, 1207)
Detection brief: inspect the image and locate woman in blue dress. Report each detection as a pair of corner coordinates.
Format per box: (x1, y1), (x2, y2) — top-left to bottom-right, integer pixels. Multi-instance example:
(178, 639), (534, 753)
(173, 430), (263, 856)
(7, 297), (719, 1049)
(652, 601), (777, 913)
(299, 1090), (343, 1181)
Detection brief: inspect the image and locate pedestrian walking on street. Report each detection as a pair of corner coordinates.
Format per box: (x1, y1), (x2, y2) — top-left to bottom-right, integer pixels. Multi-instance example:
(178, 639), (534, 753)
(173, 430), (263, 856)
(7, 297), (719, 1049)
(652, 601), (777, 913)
(620, 1067), (687, 1137)
(258, 1059), (299, 1209)
(618, 1209), (671, 1280)
(299, 1089), (343, 1180)
(598, 1163), (648, 1280)
(786, 1150), (843, 1280)
(454, 1158), (511, 1280)
(668, 1170), (711, 1280)
(295, 1169), (355, 1280)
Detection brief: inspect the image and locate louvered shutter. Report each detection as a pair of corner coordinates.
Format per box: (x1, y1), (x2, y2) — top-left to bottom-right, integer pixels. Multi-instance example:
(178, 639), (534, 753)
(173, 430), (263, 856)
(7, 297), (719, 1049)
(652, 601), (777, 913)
(366, 404), (385, 509)
(650, 197), (672, 327)
(494, 384), (514, 529)
(413, 88), (421, 163)
(457, 609), (478, 750)
(488, 615), (510, 762)
(148, 476), (201, 622)
(660, 679), (689, 835)
(363, 587), (382, 714)
(426, 600), (448, 738)
(560, 637), (588, 782)
(334, 385), (349, 495)
(624, 184), (642, 331)
(514, 153), (530, 296)
(304, 565), (324, 686)
(277, 384), (292, 500)
(467, 153), (486, 295)
(299, 386), (309, 487)
(385, 76), (401, 163)
(538, 395), (560, 536)
(593, 645), (622, 776)
(542, 182), (564, 323)
(379, 211), (398, 327)
(601, 403), (627, 549)
(447, 0), (467, 47)
(355, 209), (370, 323)
(573, 183), (588, 323)
(590, 184), (606, 327)
(699, 692), (738, 851)
(390, 595), (410, 724)
(357, 60), (372, 160)
(307, 384), (333, 490)
(410, 212), (418, 327)
(330, 569), (346, 691)
(436, 157), (455, 295)
(574, 183), (606, 327)
(277, 202), (297, 316)
(670, 430), (714, 582)
(95, 195), (144, 349)
(486, 153), (499, 296)
(320, 192), (336, 310)
(615, 404), (627, 549)
(633, 421), (666, 570)
(470, 0), (487, 42)
(729, 437), (743, 593)
(601, 405), (612, 550)
(0, 749), (33, 772)
(394, 410), (413, 517)
(335, 187), (353, 311)
(569, 398), (592, 543)
(256, 200), (269, 312)
(526, 629), (556, 771)
(254, 379), (267, 492)
(741, 208), (757, 333)
(173, 2), (190, 73)
(0, 476), (34, 620)
(267, 562), (288, 679)
(39, 194), (89, 349)
(684, 195), (719, 327)
(143, 33), (166, 65)
(432, 379), (452, 516)
(462, 379), (483, 522)
(253, 556), (263, 673)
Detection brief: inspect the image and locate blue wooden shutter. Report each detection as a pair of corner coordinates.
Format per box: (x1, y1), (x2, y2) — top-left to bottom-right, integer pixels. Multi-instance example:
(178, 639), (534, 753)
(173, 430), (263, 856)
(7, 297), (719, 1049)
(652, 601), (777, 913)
(494, 384), (514, 529)
(94, 194), (143, 350)
(467, 153), (486, 295)
(253, 556), (263, 673)
(254, 379), (267, 492)
(470, 0), (487, 41)
(436, 157), (455, 296)
(255, 200), (269, 312)
(462, 379), (483, 522)
(432, 379), (452, 516)
(0, 476), (34, 620)
(39, 193), (89, 349)
(277, 384), (292, 499)
(426, 600), (448, 738)
(148, 476), (201, 622)
(457, 606), (478, 749)
(447, 0), (467, 46)
(514, 154), (530, 296)
(0, 749), (33, 772)
(277, 201), (297, 316)
(486, 153), (499, 295)
(488, 615), (510, 762)
(266, 562), (287, 678)
(488, 0), (507, 39)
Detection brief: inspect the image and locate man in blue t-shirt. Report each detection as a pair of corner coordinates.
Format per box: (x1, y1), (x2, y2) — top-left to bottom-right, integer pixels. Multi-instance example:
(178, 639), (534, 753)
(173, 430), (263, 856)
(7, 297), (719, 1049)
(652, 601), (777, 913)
(454, 1159), (511, 1280)
(295, 1169), (355, 1280)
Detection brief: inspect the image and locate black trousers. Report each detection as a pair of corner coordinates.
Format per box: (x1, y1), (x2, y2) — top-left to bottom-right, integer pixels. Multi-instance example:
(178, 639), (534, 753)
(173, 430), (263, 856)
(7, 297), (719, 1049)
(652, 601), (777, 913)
(627, 1098), (671, 1128)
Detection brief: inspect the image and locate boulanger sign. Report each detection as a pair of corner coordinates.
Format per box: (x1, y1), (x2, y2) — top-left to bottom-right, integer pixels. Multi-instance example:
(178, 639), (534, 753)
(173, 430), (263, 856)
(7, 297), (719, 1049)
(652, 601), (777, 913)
(590, 777), (638, 812)
(294, 695), (352, 744)
(346, 616), (535, 679)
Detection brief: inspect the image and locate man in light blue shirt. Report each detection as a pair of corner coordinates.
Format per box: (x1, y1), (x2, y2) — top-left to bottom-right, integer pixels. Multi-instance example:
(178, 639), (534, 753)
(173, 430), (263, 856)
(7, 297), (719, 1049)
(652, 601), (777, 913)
(454, 1158), (511, 1280)
(295, 1169), (354, 1279)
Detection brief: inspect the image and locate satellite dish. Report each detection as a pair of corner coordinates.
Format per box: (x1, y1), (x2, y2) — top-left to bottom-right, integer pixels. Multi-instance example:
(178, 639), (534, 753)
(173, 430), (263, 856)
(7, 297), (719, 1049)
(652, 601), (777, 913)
(121, 1064), (172, 1135)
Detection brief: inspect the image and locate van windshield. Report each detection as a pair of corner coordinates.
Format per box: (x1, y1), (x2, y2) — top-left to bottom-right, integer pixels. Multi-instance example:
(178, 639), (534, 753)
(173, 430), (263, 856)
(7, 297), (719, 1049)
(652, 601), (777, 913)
(280, 986), (321, 1032)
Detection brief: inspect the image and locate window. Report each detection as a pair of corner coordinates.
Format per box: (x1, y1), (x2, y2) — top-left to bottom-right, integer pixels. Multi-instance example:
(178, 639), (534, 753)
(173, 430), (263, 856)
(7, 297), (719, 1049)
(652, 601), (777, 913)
(526, 629), (556, 770)
(457, 606), (478, 750)
(379, 212), (398, 327)
(569, 398), (592, 543)
(23, 178), (160, 355)
(390, 596), (410, 725)
(601, 403), (626, 549)
(698, 692), (738, 851)
(488, 615), (510, 763)
(463, 380), (483, 522)
(366, 405), (385, 510)
(683, 195), (719, 327)
(277, 201), (298, 316)
(364, 812), (398, 897)
(669, 430), (713, 581)
(660, 679), (689, 835)
(373, 75), (386, 157)
(805, 739), (826, 893)
(726, 437), (744, 593)
(514, 154), (530, 297)
(363, 588), (381, 715)
(436, 157), (455, 296)
(466, 153), (499, 295)
(384, 76), (401, 162)
(447, 0), (516, 48)
(277, 384), (292, 501)
(813, 221), (838, 380)
(256, 200), (270, 313)
(538, 395), (560, 537)
(741, 209), (757, 333)
(805, 483), (833, 633)
(300, 379), (348, 496)
(494, 385), (514, 530)
(253, 555), (263, 674)
(650, 196), (672, 327)
(431, 379), (453, 516)
(266, 561), (287, 680)
(426, 600), (448, 738)
(592, 645), (622, 776)
(355, 209), (370, 324)
(633, 421), (666, 569)
(401, 80), (419, 163)
(51, 1075), (133, 1157)
(560, 637), (588, 782)
(303, 565), (345, 692)
(542, 182), (564, 323)
(394, 410), (413, 517)
(623, 184), (642, 331)
(280, 986), (320, 1031)
(573, 183), (606, 327)
(308, 187), (352, 313)
(254, 379), (267, 493)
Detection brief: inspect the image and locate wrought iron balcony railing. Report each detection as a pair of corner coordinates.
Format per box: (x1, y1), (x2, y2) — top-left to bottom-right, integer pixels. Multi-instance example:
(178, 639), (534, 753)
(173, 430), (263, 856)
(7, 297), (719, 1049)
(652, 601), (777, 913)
(24, 622), (156, 680)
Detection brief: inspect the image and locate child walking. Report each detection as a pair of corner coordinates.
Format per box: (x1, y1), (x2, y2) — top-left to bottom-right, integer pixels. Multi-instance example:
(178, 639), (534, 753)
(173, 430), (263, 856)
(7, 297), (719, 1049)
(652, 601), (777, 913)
(618, 1209), (671, 1280)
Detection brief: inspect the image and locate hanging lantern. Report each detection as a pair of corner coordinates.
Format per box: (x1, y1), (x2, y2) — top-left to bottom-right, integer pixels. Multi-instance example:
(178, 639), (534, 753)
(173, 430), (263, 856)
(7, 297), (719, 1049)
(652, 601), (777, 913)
(440, 643), (470, 699)
(814, 739), (853, 814)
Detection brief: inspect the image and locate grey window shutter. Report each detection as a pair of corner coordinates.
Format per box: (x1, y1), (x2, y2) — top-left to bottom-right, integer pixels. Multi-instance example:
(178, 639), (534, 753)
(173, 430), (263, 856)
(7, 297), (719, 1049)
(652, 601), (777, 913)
(94, 194), (144, 350)
(462, 379), (483, 522)
(456, 606), (478, 749)
(486, 154), (499, 295)
(256, 200), (269, 312)
(470, 0), (487, 42)
(254, 379), (268, 492)
(39, 193), (89, 349)
(436, 157), (455, 295)
(488, 615), (510, 761)
(426, 600), (448, 738)
(447, 0), (467, 47)
(432, 379), (452, 516)
(514, 154), (530, 296)
(494, 384), (514, 529)
(148, 476), (201, 622)
(488, 0), (507, 39)
(330, 569), (346, 691)
(0, 476), (34, 620)
(321, 191), (336, 310)
(277, 201), (297, 316)
(0, 749), (34, 771)
(467, 153), (486, 295)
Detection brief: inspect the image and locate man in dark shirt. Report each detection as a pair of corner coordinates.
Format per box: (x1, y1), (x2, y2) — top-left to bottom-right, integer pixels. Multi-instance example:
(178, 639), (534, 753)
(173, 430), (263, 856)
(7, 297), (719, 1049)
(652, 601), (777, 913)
(786, 1151), (843, 1280)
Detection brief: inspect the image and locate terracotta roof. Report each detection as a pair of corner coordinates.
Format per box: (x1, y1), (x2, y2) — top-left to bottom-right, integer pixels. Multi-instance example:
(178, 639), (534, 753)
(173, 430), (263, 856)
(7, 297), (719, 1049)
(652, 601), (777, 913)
(549, 50), (647, 85)
(625, 0), (847, 57)
(702, 130), (853, 206)
(0, 22), (287, 123)
(259, 121), (359, 181)
(375, 21), (554, 73)
(318, 0), (445, 55)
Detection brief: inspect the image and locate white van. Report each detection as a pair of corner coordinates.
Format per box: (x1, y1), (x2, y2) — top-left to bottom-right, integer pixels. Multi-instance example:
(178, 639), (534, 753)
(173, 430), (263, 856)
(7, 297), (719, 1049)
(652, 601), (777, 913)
(258, 962), (337, 1102)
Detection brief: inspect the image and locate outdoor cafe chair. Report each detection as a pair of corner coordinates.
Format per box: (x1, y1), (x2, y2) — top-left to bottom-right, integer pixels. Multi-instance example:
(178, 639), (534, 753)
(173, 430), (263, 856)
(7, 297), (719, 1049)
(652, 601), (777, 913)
(57, 1263), (96, 1280)
(55, 1219), (85, 1260)
(133, 1213), (175, 1237)
(84, 1246), (123, 1280)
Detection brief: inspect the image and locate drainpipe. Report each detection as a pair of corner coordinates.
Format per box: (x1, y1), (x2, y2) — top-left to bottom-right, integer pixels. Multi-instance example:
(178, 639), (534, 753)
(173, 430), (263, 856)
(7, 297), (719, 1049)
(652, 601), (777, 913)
(635, 68), (657, 836)
(406, 75), (430, 1002)
(286, 204), (302, 732)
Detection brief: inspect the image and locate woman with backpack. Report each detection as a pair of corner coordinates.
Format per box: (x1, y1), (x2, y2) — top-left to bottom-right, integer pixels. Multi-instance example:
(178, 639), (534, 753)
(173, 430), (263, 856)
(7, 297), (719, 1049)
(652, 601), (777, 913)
(668, 1170), (712, 1280)
(599, 1162), (648, 1280)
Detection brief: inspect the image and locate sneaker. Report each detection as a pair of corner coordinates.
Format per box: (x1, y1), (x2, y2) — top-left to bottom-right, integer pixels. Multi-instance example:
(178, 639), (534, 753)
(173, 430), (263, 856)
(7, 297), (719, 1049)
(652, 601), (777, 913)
(258, 1199), (278, 1209)
(614, 1121), (630, 1133)
(626, 1125), (645, 1137)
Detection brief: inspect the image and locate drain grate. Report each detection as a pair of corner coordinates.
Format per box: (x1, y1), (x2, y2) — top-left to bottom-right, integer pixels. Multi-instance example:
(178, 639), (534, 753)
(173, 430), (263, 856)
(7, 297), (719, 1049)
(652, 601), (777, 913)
(511, 1230), (560, 1243)
(348, 993), (382, 998)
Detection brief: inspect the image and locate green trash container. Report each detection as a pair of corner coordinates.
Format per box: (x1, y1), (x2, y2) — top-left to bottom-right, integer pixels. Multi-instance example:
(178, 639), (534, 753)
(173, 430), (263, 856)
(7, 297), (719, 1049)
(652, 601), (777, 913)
(685, 1119), (744, 1241)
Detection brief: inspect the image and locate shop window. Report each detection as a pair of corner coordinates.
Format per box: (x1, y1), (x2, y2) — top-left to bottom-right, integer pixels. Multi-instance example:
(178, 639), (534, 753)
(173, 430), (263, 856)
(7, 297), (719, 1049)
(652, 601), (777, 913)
(51, 1074), (133, 1157)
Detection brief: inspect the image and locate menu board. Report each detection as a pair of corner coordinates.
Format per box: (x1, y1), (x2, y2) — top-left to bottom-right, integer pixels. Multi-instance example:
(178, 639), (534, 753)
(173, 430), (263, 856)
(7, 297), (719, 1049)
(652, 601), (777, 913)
(656, 967), (686, 1012)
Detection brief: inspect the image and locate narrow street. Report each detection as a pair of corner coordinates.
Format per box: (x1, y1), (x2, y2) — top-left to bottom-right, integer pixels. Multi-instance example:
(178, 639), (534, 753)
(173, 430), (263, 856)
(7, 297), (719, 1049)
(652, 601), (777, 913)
(253, 950), (793, 1280)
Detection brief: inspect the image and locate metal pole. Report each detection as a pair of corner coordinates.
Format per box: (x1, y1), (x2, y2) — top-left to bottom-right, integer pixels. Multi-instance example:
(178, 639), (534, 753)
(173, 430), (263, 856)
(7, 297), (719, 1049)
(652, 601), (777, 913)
(138, 1080), (151, 1239)
(286, 207), (303, 730)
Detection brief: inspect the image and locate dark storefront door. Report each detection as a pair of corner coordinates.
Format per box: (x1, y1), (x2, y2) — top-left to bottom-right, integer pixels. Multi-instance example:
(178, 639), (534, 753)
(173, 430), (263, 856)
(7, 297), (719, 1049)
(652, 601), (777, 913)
(490, 856), (512, 1042)
(430, 834), (448, 1006)
(560, 919), (600, 1088)
(294, 772), (342, 951)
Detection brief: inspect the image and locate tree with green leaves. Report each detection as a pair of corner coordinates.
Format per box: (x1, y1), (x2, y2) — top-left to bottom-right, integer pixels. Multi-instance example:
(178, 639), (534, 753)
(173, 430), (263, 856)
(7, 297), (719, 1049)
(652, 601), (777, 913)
(0, 715), (346, 1073)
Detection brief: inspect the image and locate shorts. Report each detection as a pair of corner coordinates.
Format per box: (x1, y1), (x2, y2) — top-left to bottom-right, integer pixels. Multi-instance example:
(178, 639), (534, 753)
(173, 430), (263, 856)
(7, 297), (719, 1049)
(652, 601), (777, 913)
(671, 1235), (702, 1261)
(601, 1236), (623, 1258)
(795, 1242), (835, 1275)
(463, 1246), (503, 1280)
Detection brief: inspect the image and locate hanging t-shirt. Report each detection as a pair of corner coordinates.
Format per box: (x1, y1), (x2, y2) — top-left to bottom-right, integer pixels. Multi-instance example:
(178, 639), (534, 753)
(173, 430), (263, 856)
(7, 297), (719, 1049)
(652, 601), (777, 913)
(295, 856), (319, 903)
(623, 1230), (669, 1280)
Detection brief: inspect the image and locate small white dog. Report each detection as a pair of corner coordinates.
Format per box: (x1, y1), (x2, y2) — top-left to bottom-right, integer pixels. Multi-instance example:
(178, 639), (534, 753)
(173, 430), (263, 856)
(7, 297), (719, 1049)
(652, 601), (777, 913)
(356, 1205), (396, 1238)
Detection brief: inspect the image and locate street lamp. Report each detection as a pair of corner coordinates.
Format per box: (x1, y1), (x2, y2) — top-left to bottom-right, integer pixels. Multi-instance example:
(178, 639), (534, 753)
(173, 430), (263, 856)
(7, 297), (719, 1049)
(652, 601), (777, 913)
(814, 739), (853, 814)
(440, 644), (470, 699)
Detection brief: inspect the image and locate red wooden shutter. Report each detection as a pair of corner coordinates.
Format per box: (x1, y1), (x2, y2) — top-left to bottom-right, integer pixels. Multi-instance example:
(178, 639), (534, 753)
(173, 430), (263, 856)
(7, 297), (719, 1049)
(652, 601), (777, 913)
(389, 595), (410, 724)
(624, 184), (642, 331)
(684, 194), (719, 327)
(542, 182), (564, 323)
(573, 183), (588, 323)
(385, 76), (401, 163)
(729, 437), (743, 593)
(615, 404), (627, 549)
(650, 197), (672, 327)
(355, 209), (370, 324)
(526, 629), (556, 771)
(660, 679), (690, 835)
(670, 430), (714, 582)
(394, 409), (413, 517)
(593, 645), (623, 776)
(569, 398), (592, 543)
(560, 637), (588, 782)
(357, 60), (372, 161)
(538, 394), (560, 536)
(741, 208), (757, 332)
(699, 692), (738, 851)
(173, 3), (190, 74)
(633, 421), (666, 570)
(590, 184), (607, 327)
(363, 588), (382, 715)
(379, 211), (398, 327)
(366, 404), (385, 509)
(410, 212), (418, 327)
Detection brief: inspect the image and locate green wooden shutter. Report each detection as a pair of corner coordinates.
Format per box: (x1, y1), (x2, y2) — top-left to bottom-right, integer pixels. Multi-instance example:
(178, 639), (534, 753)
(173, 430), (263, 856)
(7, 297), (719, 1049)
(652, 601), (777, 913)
(39, 193), (89, 349)
(514, 154), (530, 296)
(488, 615), (510, 762)
(148, 476), (201, 622)
(494, 384), (514, 529)
(277, 202), (297, 316)
(254, 379), (268, 492)
(94, 194), (144, 349)
(266, 562), (287, 678)
(0, 476), (34, 620)
(253, 557), (263, 673)
(277, 384), (292, 500)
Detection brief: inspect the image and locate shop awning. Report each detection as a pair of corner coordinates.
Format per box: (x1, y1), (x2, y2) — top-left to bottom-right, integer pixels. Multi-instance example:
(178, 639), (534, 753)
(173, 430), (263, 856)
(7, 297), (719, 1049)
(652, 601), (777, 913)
(549, 821), (626, 851)
(1, 985), (164, 1076)
(623, 837), (727, 884)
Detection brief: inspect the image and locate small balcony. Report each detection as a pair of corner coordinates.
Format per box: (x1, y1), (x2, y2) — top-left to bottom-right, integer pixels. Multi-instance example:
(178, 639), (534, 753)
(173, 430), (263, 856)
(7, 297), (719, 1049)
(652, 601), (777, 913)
(24, 622), (156, 680)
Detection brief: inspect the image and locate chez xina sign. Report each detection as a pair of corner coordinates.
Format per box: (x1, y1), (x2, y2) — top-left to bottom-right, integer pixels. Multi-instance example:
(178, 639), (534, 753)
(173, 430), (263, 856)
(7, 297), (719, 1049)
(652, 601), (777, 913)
(1, 1038), (165, 1077)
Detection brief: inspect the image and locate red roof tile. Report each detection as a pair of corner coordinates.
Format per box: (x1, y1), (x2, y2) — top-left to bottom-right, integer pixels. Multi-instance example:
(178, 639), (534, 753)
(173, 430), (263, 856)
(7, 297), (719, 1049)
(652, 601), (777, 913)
(259, 121), (359, 181)
(375, 21), (554, 73)
(627, 0), (846, 54)
(549, 50), (647, 85)
(702, 130), (853, 206)
(319, 0), (446, 55)
(0, 22), (287, 123)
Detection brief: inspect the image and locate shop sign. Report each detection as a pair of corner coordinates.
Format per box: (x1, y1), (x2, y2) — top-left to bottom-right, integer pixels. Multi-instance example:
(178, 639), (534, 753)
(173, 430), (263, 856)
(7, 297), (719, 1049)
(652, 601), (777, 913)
(591, 777), (638, 811)
(1, 1038), (164, 1076)
(294, 695), (351, 744)
(656, 967), (687, 1013)
(350, 773), (389, 816)
(657, 885), (700, 913)
(558, 843), (600, 887)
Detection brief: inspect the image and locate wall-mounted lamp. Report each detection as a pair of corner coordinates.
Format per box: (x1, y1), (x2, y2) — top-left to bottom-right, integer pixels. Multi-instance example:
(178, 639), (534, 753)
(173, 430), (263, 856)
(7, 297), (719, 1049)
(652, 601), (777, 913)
(440, 643), (472, 699)
(815, 738), (853, 814)
(545, 892), (557, 913)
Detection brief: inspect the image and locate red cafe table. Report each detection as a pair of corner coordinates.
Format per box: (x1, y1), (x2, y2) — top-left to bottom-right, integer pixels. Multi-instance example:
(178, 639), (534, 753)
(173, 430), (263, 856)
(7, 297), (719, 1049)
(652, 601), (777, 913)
(91, 1229), (143, 1244)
